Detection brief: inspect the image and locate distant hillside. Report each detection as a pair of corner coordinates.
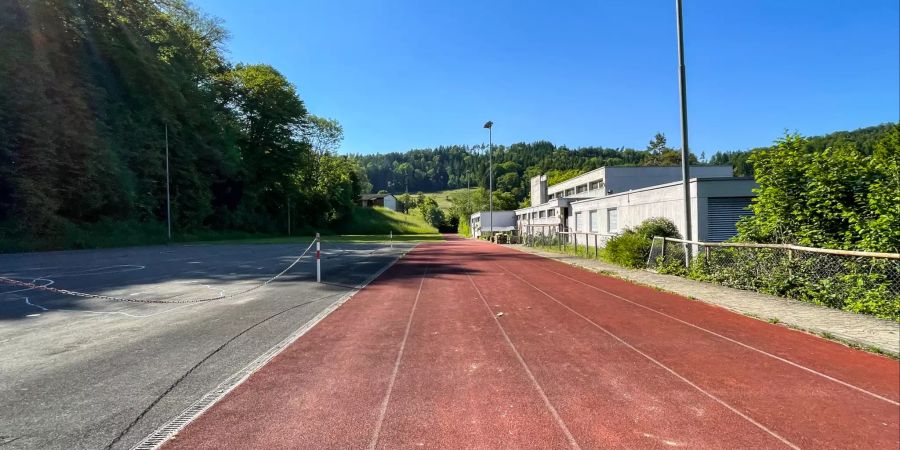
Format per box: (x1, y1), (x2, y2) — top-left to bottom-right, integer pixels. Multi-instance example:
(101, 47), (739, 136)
(354, 124), (897, 205)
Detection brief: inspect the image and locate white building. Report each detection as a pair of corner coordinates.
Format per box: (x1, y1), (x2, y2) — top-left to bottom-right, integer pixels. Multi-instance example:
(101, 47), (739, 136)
(516, 165), (733, 236)
(359, 193), (398, 211)
(470, 210), (517, 238)
(568, 177), (757, 243)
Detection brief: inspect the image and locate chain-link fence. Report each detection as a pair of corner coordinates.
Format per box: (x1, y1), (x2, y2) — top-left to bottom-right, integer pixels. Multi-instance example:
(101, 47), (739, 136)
(523, 227), (616, 260)
(647, 237), (900, 321)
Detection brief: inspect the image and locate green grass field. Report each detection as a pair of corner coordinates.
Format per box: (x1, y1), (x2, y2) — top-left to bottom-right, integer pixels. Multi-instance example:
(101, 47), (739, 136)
(335, 206), (439, 235)
(426, 188), (469, 210)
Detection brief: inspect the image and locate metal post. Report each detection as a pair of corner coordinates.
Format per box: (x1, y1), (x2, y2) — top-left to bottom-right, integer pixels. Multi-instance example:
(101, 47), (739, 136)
(165, 124), (171, 241)
(390, 230), (393, 249)
(676, 0), (692, 266)
(594, 234), (598, 258)
(315, 233), (321, 283)
(488, 127), (493, 239)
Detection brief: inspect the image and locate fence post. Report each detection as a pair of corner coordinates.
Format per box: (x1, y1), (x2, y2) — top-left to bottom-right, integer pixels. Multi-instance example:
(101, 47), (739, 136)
(315, 233), (321, 283)
(594, 234), (598, 259)
(787, 248), (794, 279)
(661, 237), (666, 258)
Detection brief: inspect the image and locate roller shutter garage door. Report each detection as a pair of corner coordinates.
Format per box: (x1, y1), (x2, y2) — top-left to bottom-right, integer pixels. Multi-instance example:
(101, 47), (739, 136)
(707, 197), (753, 242)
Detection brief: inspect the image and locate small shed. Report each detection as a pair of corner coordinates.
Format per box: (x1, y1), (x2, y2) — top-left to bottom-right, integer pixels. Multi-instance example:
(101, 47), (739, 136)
(360, 193), (398, 211)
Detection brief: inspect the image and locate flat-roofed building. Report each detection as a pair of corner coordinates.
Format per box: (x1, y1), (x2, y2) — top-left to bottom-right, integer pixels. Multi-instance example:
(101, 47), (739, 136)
(516, 165), (733, 236)
(567, 177), (757, 245)
(470, 210), (517, 239)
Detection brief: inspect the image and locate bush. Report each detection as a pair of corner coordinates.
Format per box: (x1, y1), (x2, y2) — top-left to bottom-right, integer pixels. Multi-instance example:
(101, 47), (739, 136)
(606, 218), (681, 268)
(635, 217), (681, 240)
(605, 231), (651, 268)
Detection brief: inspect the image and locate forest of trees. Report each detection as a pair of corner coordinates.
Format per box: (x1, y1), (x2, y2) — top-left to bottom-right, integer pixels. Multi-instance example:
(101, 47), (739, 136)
(353, 133), (700, 207)
(0, 0), (366, 247)
(356, 124), (897, 209)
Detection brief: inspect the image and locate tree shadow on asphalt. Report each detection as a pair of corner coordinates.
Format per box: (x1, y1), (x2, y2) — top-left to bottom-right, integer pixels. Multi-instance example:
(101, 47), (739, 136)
(0, 243), (415, 321)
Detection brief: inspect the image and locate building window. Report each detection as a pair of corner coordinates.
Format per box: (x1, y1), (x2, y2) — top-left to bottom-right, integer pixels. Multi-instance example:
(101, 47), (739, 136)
(539, 210), (546, 218)
(548, 209), (556, 217)
(589, 181), (602, 191)
(589, 210), (599, 233)
(576, 184), (587, 193)
(532, 212), (538, 219)
(575, 212), (584, 232)
(607, 208), (618, 232)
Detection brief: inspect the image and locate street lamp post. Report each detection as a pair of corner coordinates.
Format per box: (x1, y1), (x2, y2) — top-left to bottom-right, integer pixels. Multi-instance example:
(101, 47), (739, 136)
(165, 124), (172, 241)
(483, 121), (493, 239)
(676, 0), (691, 266)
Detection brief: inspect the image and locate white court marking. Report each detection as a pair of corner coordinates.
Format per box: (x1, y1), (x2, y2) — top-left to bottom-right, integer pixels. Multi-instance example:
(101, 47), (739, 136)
(0, 264), (201, 319)
(21, 296), (197, 318)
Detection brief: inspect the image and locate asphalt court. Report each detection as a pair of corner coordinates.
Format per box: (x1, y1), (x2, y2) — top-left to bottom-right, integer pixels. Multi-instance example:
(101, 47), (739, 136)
(0, 241), (412, 449)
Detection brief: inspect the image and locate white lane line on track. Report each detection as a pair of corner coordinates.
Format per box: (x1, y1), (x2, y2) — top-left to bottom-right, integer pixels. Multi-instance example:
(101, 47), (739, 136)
(368, 265), (430, 450)
(538, 266), (900, 406)
(467, 274), (582, 450)
(496, 263), (800, 450)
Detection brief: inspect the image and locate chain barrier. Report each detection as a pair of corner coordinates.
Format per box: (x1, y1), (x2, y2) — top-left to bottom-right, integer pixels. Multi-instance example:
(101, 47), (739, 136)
(0, 237), (320, 304)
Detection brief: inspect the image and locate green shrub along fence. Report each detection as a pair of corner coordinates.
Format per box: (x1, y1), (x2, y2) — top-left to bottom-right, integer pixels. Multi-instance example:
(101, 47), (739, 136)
(647, 237), (900, 321)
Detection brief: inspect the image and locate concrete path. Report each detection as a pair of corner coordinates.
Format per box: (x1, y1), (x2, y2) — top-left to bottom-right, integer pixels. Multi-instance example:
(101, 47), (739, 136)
(510, 244), (900, 357)
(165, 238), (898, 449)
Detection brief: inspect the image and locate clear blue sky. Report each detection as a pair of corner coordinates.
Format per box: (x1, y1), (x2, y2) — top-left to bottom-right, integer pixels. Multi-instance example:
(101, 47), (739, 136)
(193, 0), (899, 155)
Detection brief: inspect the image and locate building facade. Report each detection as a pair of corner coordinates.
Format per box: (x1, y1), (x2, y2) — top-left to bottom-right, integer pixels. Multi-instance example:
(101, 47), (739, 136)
(470, 210), (517, 238)
(516, 165), (733, 236)
(360, 193), (398, 211)
(568, 177), (757, 243)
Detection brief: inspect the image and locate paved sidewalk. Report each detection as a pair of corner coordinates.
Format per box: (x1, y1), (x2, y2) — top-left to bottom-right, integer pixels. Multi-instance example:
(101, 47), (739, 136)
(509, 244), (900, 357)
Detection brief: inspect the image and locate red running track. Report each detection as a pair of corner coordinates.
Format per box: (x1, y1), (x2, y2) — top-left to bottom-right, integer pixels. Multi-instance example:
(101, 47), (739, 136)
(165, 237), (900, 449)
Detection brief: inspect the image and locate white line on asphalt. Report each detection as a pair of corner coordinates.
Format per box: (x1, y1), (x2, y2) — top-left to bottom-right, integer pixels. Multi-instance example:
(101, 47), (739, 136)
(22, 296), (196, 318)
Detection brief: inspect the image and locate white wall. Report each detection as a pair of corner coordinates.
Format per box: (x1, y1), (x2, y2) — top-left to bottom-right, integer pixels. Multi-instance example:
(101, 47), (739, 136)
(604, 166), (732, 194)
(470, 210), (517, 238)
(383, 195), (397, 211)
(569, 178), (756, 243)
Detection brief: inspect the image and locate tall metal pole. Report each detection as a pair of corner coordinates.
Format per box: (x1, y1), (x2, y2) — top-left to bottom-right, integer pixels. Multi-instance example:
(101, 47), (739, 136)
(676, 0), (692, 265)
(488, 127), (493, 239)
(165, 124), (172, 241)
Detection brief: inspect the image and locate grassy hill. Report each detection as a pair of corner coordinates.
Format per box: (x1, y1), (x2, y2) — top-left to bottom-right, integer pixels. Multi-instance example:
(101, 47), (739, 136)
(425, 188), (469, 210)
(334, 207), (439, 235)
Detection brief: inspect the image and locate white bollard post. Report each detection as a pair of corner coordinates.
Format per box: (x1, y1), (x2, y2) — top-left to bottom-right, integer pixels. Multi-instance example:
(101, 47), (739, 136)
(315, 233), (321, 283)
(390, 230), (393, 249)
